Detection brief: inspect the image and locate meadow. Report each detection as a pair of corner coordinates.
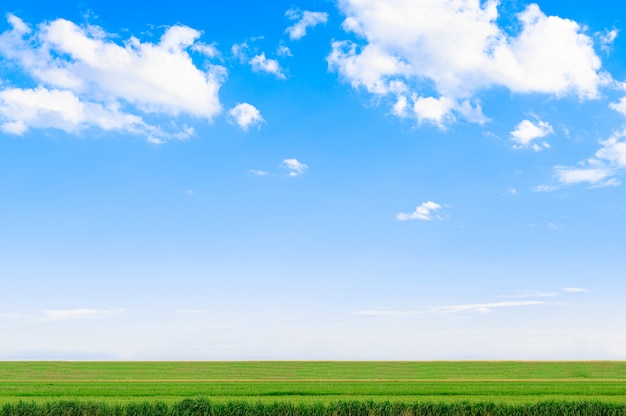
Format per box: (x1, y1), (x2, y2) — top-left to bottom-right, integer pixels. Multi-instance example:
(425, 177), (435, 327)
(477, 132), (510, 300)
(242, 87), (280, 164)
(1, 362), (626, 415)
(1, 361), (626, 403)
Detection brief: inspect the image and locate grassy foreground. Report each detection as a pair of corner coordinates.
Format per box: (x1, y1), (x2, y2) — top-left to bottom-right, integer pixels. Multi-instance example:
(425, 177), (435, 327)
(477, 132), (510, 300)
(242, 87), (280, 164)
(0, 361), (625, 405)
(2, 399), (626, 416)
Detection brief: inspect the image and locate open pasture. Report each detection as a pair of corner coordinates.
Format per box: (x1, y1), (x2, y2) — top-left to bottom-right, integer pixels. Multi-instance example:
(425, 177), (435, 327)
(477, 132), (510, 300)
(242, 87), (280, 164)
(1, 361), (626, 404)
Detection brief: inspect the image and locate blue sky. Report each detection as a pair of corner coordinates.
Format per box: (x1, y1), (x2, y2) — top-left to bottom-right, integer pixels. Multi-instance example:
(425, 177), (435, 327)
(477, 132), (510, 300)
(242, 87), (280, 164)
(1, 0), (626, 360)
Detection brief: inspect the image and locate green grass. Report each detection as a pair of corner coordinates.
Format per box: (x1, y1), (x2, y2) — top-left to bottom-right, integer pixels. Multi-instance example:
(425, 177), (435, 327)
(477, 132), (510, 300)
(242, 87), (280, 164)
(1, 362), (625, 404)
(2, 399), (626, 416)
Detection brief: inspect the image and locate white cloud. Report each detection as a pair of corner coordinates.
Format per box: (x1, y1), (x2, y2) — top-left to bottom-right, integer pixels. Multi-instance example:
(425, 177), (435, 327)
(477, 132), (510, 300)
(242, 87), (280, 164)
(597, 28), (618, 53)
(231, 42), (249, 62)
(609, 97), (626, 116)
(282, 158), (308, 176)
(510, 119), (554, 150)
(42, 309), (123, 321)
(433, 300), (545, 314)
(396, 201), (444, 221)
(0, 86), (164, 138)
(249, 53), (286, 79)
(547, 222), (562, 230)
(249, 169), (269, 176)
(6, 13), (31, 35)
(0, 15), (226, 140)
(354, 309), (421, 318)
(329, 1), (607, 126)
(191, 42), (220, 58)
(554, 165), (614, 185)
(0, 313), (24, 319)
(499, 290), (558, 298)
(277, 45), (292, 57)
(532, 184), (559, 192)
(545, 129), (626, 188)
(285, 9), (329, 40)
(356, 300), (545, 318)
(229, 103), (264, 131)
(413, 96), (456, 126)
(562, 287), (591, 293)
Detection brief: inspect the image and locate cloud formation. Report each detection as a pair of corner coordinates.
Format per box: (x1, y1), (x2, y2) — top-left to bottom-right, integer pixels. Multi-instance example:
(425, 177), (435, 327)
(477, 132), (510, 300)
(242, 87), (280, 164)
(510, 119), (554, 151)
(499, 290), (558, 298)
(356, 300), (545, 317)
(0, 15), (225, 140)
(547, 129), (626, 188)
(285, 9), (329, 40)
(249, 53), (286, 79)
(249, 169), (269, 176)
(433, 300), (545, 314)
(562, 287), (591, 293)
(329, 0), (607, 126)
(282, 158), (308, 176)
(229, 103), (264, 131)
(396, 201), (444, 221)
(43, 309), (124, 321)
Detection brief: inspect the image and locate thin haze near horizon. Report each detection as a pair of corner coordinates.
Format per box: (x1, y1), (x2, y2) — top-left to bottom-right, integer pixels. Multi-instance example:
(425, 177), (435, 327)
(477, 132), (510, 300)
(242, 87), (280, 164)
(1, 0), (625, 360)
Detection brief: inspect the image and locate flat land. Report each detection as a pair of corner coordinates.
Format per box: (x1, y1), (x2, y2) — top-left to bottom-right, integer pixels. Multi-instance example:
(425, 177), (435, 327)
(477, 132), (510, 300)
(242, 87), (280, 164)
(1, 361), (625, 404)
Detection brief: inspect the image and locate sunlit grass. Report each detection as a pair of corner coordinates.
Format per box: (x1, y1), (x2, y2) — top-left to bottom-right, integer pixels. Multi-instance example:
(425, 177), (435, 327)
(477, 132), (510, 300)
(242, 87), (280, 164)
(2, 361), (626, 412)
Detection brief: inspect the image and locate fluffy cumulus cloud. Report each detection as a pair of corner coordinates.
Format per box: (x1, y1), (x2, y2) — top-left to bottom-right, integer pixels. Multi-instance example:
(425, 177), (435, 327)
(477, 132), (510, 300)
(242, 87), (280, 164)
(282, 158), (308, 176)
(0, 15), (227, 140)
(510, 119), (554, 151)
(329, 0), (608, 127)
(249, 53), (286, 79)
(0, 86), (157, 137)
(396, 201), (445, 221)
(229, 103), (264, 131)
(543, 129), (626, 189)
(285, 9), (329, 40)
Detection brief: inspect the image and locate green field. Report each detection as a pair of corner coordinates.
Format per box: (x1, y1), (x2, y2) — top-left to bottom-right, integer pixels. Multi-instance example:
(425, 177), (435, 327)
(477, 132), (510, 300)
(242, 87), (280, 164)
(1, 361), (626, 404)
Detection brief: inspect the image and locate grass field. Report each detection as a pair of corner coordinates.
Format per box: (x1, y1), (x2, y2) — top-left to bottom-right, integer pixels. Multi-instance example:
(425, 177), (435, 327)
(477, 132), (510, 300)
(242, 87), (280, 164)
(1, 361), (626, 404)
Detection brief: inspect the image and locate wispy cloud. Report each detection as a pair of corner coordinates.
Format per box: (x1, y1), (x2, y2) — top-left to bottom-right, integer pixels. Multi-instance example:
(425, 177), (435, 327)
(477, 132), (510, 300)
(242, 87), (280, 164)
(562, 287), (591, 293)
(42, 309), (124, 322)
(498, 290), (559, 299)
(1, 309), (124, 323)
(433, 301), (545, 314)
(596, 28), (619, 53)
(396, 201), (446, 221)
(538, 129), (626, 190)
(249, 169), (270, 176)
(0, 313), (25, 319)
(285, 9), (328, 40)
(277, 45), (292, 57)
(249, 53), (286, 79)
(282, 158), (308, 176)
(354, 309), (421, 318)
(355, 299), (546, 318)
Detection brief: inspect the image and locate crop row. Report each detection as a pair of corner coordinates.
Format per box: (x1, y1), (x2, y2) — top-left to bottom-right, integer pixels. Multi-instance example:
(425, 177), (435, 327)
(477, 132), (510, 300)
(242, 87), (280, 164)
(3, 381), (626, 399)
(2, 399), (626, 416)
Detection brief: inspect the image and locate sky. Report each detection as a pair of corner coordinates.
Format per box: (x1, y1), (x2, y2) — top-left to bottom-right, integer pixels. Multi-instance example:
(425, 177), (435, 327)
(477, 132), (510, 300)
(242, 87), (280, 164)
(1, 0), (626, 360)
